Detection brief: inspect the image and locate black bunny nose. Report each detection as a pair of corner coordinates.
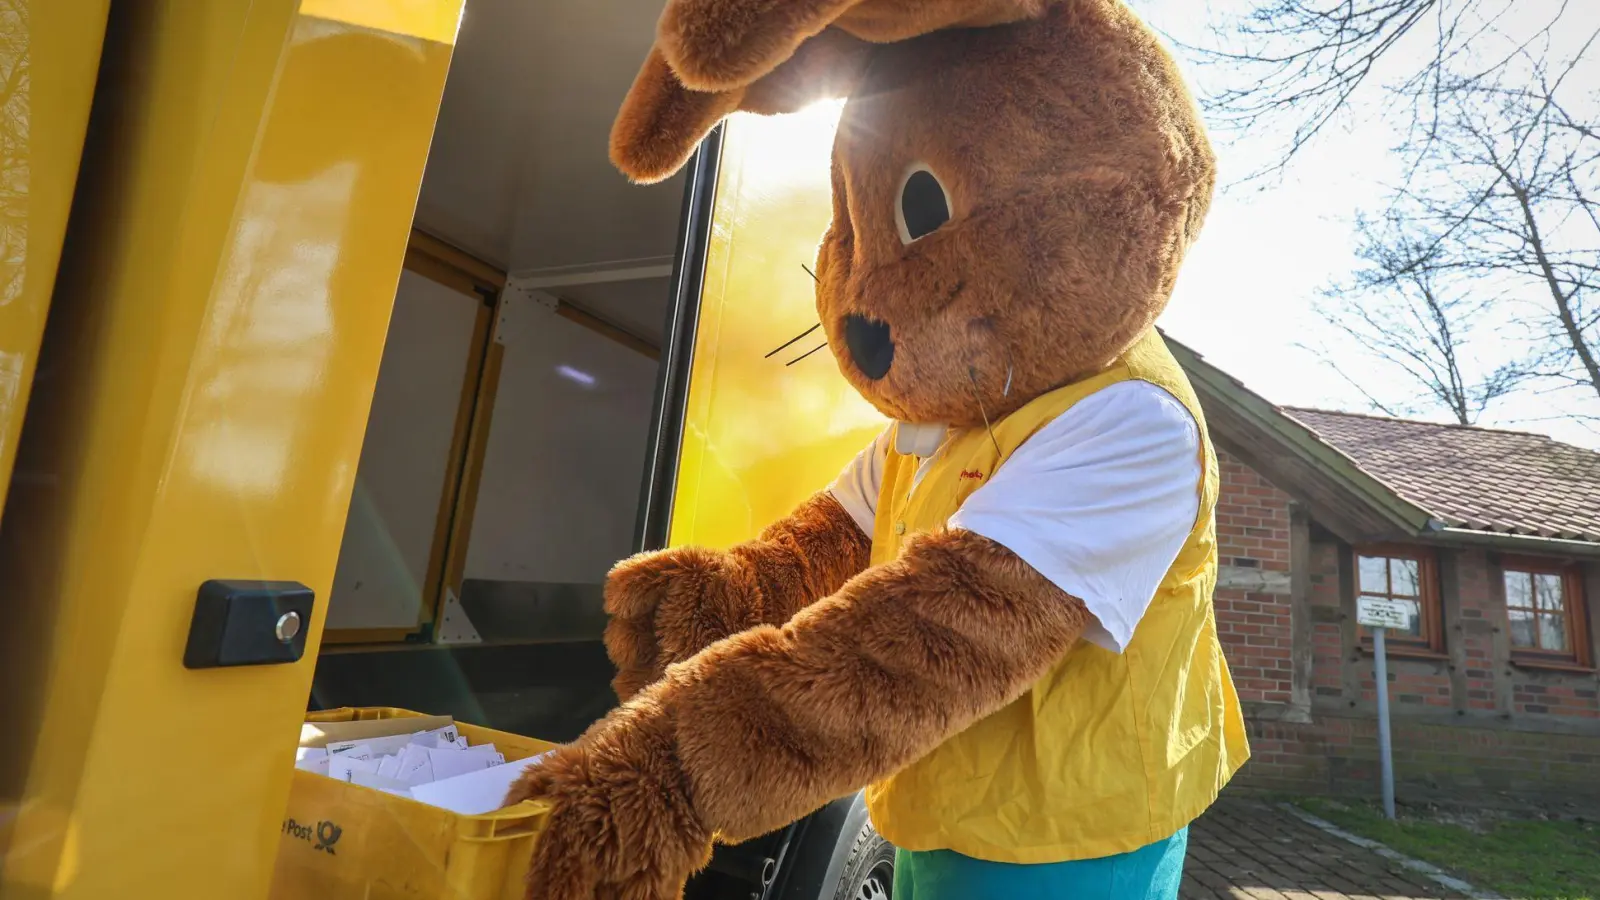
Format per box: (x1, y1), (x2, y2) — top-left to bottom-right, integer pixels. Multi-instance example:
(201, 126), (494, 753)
(844, 315), (894, 380)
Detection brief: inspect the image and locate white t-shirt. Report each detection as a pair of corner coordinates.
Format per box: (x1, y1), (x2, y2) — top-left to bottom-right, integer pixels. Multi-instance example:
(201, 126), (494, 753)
(827, 380), (1202, 653)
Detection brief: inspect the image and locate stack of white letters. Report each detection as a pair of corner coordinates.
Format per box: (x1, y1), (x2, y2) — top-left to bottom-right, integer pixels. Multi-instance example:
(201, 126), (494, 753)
(296, 718), (551, 815)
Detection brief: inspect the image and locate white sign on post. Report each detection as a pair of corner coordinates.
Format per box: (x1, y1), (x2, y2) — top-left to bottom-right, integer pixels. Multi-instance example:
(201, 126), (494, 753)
(1356, 595), (1401, 820)
(1357, 596), (1411, 630)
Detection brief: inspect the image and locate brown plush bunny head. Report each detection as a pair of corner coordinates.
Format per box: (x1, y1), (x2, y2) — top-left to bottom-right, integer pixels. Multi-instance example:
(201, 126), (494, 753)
(612, 0), (1214, 427)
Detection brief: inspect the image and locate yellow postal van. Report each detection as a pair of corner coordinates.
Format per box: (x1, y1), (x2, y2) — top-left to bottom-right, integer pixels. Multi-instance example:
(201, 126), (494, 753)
(1, 2), (890, 898)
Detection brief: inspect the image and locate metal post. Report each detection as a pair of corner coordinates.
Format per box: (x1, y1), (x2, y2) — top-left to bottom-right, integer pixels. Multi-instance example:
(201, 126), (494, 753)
(1373, 626), (1396, 820)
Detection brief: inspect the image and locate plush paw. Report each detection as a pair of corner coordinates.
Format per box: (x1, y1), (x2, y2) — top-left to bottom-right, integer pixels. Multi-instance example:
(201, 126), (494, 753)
(506, 708), (713, 900)
(603, 614), (664, 703)
(602, 546), (759, 701)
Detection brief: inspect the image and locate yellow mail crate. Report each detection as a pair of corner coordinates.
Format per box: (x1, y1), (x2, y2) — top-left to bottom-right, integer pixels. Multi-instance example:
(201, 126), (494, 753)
(270, 708), (556, 900)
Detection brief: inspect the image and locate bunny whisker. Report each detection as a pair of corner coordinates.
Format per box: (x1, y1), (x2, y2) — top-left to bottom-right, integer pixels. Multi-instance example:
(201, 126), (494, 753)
(966, 365), (1004, 457)
(763, 263), (826, 359)
(766, 322), (822, 359)
(786, 342), (830, 366)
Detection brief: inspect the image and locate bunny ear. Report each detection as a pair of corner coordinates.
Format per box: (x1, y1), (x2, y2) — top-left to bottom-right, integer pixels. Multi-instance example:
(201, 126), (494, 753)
(836, 0), (1054, 41)
(611, 28), (873, 184)
(610, 47), (743, 185)
(658, 0), (1053, 93)
(658, 0), (864, 93)
(611, 0), (1048, 183)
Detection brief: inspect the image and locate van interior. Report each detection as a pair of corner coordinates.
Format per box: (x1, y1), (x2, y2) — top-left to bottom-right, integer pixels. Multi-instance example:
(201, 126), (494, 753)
(307, 0), (687, 743)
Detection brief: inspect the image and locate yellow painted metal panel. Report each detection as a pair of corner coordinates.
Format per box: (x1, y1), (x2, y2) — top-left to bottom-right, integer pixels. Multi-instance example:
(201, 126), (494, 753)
(0, 1), (110, 522)
(0, 1), (461, 898)
(668, 104), (888, 549)
(300, 0), (464, 45)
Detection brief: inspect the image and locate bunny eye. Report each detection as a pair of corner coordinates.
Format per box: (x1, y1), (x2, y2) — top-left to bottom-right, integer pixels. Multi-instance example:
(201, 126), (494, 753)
(896, 166), (951, 244)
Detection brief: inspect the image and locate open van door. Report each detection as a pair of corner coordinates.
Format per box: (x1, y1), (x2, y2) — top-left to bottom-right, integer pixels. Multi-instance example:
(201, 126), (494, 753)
(0, 2), (110, 525)
(0, 3), (462, 896)
(3, 3), (892, 896)
(640, 104), (886, 559)
(639, 107), (898, 900)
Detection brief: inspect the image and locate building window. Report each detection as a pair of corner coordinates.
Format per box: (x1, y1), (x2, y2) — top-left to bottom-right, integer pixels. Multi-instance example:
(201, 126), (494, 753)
(1501, 557), (1590, 668)
(1356, 545), (1443, 653)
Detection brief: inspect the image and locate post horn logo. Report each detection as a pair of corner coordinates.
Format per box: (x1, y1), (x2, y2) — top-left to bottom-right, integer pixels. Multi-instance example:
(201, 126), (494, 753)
(314, 820), (342, 855)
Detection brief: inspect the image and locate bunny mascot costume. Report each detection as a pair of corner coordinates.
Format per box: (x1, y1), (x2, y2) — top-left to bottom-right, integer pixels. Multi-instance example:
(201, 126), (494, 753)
(505, 1), (1250, 897)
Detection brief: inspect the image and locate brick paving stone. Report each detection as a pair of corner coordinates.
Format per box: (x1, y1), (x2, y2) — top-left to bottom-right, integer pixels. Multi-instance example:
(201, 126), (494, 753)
(1184, 799), (1470, 900)
(1219, 810), (1443, 898)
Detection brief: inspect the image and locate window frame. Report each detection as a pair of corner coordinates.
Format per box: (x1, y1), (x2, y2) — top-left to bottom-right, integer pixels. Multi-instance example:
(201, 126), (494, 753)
(1354, 543), (1445, 655)
(1498, 555), (1591, 669)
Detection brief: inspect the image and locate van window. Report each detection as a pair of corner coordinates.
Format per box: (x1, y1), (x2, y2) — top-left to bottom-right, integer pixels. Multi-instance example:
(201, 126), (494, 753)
(308, 0), (689, 741)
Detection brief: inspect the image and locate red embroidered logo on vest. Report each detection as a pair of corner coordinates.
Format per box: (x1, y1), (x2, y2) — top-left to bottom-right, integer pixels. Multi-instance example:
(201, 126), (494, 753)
(959, 469), (984, 481)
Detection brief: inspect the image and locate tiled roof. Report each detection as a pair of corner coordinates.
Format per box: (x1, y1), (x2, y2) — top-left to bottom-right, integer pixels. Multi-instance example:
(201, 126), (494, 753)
(1283, 408), (1600, 544)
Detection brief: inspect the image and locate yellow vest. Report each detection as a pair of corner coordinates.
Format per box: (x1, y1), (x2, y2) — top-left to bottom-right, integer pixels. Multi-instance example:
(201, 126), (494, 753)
(862, 331), (1249, 863)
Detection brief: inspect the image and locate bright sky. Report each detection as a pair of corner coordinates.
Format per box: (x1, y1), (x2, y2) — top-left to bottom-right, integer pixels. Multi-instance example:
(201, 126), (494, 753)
(1137, 0), (1600, 450)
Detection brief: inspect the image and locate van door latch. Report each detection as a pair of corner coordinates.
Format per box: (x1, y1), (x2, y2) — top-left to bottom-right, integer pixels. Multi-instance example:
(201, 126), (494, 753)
(183, 580), (315, 669)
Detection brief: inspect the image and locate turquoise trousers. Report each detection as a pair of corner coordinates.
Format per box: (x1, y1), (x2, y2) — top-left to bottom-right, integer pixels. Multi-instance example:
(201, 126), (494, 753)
(891, 827), (1187, 900)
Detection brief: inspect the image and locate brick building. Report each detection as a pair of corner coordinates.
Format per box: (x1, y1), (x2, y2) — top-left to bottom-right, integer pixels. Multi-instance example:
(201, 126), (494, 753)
(1168, 336), (1600, 806)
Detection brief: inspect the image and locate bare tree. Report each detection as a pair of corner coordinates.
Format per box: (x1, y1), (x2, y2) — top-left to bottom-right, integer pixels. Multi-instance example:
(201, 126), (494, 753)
(1313, 213), (1527, 423)
(1189, 0), (1600, 432)
(1183, 0), (1582, 176)
(1341, 61), (1600, 402)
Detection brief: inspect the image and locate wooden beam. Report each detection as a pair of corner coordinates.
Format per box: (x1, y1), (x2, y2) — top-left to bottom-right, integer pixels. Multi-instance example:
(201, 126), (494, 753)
(1437, 548), (1472, 713)
(553, 300), (661, 361)
(408, 228), (506, 291)
(1288, 503), (1314, 720)
(323, 230), (505, 646)
(433, 327), (505, 641)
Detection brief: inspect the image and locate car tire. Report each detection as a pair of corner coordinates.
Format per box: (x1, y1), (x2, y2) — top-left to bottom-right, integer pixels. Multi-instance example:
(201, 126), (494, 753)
(830, 821), (895, 900)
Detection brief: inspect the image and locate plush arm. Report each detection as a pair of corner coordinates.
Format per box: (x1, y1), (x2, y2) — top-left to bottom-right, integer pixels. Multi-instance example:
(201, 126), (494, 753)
(510, 528), (1090, 900)
(602, 491), (871, 701)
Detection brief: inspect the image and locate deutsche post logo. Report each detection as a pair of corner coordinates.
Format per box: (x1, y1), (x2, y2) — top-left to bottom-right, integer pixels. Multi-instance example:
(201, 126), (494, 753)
(284, 817), (343, 855)
(315, 820), (342, 854)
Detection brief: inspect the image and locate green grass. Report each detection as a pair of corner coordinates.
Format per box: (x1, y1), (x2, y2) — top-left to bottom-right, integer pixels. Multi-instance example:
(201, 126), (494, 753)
(1292, 797), (1600, 900)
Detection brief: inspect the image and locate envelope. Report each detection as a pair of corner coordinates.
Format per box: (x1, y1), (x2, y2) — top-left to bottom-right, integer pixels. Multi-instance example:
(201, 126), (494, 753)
(299, 715), (455, 749)
(408, 754), (549, 815)
(294, 747), (330, 776)
(425, 744), (504, 781)
(375, 755), (403, 779)
(393, 744), (435, 784)
(350, 768), (416, 797)
(325, 725), (459, 759)
(329, 753), (382, 783)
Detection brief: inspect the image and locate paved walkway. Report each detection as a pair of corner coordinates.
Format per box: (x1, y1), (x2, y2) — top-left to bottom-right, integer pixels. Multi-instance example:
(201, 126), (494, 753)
(1184, 799), (1473, 900)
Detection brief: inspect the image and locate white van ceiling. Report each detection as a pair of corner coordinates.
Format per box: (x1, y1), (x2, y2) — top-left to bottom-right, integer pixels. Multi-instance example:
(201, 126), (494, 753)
(413, 0), (682, 340)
